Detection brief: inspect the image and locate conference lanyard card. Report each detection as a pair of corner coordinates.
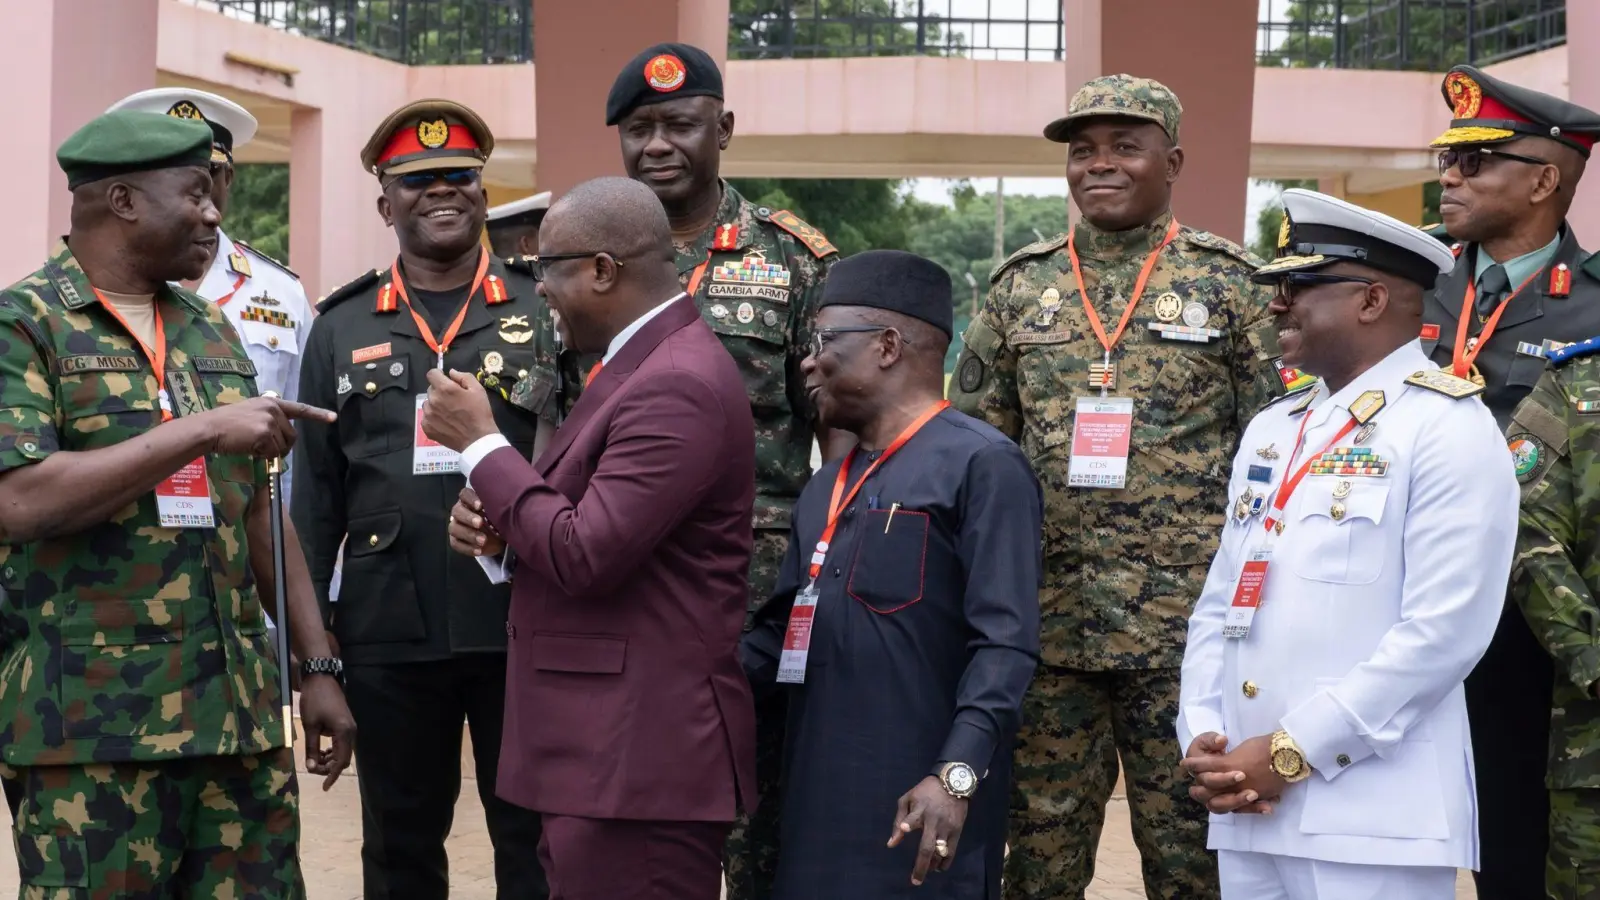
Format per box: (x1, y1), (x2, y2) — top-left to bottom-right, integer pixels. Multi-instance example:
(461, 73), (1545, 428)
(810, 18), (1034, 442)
(1223, 549), (1272, 639)
(413, 394), (462, 476)
(1068, 396), (1134, 489)
(776, 582), (821, 685)
(157, 458), (215, 529)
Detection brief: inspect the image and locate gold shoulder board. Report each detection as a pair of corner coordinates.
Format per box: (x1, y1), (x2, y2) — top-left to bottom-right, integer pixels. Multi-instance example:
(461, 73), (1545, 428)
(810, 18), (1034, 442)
(1404, 368), (1485, 400)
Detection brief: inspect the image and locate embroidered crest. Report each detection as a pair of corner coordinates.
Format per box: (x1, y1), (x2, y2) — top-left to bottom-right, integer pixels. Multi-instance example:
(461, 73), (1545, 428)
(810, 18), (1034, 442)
(167, 101), (206, 122)
(1445, 71), (1484, 119)
(1276, 213), (1291, 250)
(417, 119), (450, 149)
(768, 210), (838, 258)
(645, 54), (687, 92)
(337, 373), (353, 395)
(1508, 433), (1543, 482)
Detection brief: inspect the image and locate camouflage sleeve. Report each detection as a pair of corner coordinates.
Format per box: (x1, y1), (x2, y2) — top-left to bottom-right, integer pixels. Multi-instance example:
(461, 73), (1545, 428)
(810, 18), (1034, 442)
(1510, 369), (1600, 694)
(947, 282), (1022, 441)
(0, 302), (59, 472)
(1231, 277), (1285, 424)
(786, 250), (833, 425)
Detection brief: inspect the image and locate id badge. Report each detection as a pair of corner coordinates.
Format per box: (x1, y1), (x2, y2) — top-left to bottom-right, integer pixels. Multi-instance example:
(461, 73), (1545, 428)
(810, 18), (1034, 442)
(156, 458), (215, 528)
(1223, 549), (1272, 639)
(413, 394), (462, 475)
(1068, 396), (1134, 489)
(776, 582), (821, 685)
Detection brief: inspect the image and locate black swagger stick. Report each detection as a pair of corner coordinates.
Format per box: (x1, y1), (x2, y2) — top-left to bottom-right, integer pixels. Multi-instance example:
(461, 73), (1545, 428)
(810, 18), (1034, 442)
(261, 390), (295, 749)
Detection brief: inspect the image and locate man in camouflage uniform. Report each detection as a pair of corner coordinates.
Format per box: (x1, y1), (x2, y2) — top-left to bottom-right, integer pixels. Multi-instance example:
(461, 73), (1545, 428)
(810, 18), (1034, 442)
(0, 110), (355, 895)
(949, 75), (1287, 900)
(605, 42), (844, 899)
(1506, 265), (1600, 899)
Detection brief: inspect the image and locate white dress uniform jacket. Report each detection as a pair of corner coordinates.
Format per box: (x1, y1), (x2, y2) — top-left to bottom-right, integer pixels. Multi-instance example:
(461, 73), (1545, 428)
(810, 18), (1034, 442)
(1178, 339), (1517, 870)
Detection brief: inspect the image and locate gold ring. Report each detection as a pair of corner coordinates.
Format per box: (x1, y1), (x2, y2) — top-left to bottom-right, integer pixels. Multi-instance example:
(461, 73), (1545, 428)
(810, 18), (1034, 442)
(934, 839), (948, 858)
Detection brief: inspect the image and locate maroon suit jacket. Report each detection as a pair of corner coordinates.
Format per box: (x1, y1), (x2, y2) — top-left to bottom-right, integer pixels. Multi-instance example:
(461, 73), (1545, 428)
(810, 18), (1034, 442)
(473, 296), (758, 822)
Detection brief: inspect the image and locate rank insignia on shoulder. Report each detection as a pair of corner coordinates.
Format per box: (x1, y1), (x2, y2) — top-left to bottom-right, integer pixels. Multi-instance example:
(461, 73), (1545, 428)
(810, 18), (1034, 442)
(1420, 323), (1440, 341)
(1550, 338), (1600, 367)
(376, 282), (398, 313)
(1551, 262), (1572, 298)
(1348, 389), (1386, 423)
(228, 251), (253, 279)
(1289, 388), (1318, 415)
(767, 209), (838, 259)
(712, 223), (740, 251)
(485, 274), (510, 305)
(1404, 368), (1484, 399)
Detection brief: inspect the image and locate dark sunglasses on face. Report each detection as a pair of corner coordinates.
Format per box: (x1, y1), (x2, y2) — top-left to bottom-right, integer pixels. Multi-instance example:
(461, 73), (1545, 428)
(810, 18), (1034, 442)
(1437, 146), (1549, 178)
(1273, 272), (1375, 302)
(397, 169), (482, 190)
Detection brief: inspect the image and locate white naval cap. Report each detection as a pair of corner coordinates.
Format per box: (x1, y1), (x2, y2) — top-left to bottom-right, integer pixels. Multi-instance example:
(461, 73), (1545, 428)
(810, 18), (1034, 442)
(105, 87), (258, 163)
(1254, 188), (1458, 290)
(486, 191), (552, 229)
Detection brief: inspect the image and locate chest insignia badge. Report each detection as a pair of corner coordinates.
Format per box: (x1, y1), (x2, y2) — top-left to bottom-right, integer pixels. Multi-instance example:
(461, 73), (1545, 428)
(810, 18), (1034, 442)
(711, 248), (791, 287)
(337, 373), (352, 395)
(1256, 443), (1280, 460)
(1153, 292), (1182, 323)
(498, 315), (534, 344)
(249, 292), (280, 307)
(484, 351), (505, 375)
(1308, 447), (1390, 477)
(1038, 287), (1063, 327)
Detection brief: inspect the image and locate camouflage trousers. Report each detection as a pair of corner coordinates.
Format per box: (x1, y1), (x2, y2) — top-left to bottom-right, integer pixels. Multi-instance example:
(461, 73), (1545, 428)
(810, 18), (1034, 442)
(724, 528), (790, 900)
(1548, 789), (1600, 899)
(1005, 666), (1217, 900)
(11, 748), (303, 899)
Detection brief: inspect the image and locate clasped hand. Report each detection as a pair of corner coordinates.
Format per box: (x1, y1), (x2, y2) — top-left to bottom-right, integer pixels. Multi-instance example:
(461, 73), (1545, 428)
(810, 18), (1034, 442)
(1179, 732), (1284, 815)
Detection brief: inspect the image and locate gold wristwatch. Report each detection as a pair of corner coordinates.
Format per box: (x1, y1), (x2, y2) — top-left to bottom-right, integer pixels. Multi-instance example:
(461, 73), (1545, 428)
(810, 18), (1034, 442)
(1269, 730), (1312, 783)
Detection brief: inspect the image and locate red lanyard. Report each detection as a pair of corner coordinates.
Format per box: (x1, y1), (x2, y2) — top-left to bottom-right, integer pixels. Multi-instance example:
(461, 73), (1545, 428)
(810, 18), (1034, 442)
(1262, 402), (1357, 534)
(1067, 218), (1179, 365)
(807, 400), (949, 580)
(94, 289), (172, 423)
(213, 272), (247, 307)
(1452, 269), (1540, 378)
(391, 248), (491, 368)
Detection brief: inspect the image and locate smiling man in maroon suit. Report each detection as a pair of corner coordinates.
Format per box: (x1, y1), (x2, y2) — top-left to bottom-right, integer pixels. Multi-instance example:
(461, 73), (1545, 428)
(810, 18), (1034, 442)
(420, 176), (758, 900)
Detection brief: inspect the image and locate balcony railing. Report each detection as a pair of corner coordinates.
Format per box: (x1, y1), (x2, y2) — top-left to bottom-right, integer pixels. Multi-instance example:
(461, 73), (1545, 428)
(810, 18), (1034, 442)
(1258, 0), (1565, 70)
(729, 0), (1064, 61)
(185, 0), (533, 65)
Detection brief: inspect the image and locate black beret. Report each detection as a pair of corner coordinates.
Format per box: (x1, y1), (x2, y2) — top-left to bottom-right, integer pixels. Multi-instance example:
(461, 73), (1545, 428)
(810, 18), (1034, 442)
(820, 250), (953, 337)
(606, 43), (723, 127)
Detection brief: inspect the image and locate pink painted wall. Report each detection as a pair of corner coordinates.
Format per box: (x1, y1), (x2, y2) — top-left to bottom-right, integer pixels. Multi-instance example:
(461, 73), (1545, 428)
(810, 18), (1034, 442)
(1561, 8), (1600, 242)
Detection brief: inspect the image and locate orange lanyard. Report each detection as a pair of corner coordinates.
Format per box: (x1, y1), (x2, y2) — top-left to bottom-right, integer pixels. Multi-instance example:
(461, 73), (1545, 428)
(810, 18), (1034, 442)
(391, 248), (491, 369)
(686, 252), (712, 297)
(585, 361), (603, 386)
(93, 289), (173, 423)
(808, 400), (949, 581)
(213, 272), (247, 307)
(1067, 218), (1180, 364)
(1452, 269), (1541, 378)
(1261, 404), (1357, 535)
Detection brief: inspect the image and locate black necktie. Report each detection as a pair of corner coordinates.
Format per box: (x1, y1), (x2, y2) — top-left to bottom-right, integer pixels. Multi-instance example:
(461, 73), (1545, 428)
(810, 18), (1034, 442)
(1476, 263), (1511, 319)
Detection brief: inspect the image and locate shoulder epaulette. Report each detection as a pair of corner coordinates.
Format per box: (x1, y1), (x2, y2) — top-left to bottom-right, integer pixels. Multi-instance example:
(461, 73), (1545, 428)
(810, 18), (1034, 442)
(1181, 228), (1263, 268)
(1580, 250), (1600, 284)
(761, 208), (838, 259)
(315, 269), (381, 315)
(1550, 336), (1600, 367)
(503, 254), (537, 278)
(1403, 367), (1485, 399)
(1260, 384), (1317, 414)
(989, 234), (1068, 284)
(235, 240), (299, 280)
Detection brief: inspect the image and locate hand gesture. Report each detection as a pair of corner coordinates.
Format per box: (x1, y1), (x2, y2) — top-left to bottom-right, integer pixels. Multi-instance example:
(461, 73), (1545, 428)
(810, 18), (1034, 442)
(887, 776), (968, 886)
(205, 396), (336, 459)
(298, 673), (356, 791)
(449, 487), (505, 557)
(421, 369), (497, 453)
(1180, 732), (1279, 815)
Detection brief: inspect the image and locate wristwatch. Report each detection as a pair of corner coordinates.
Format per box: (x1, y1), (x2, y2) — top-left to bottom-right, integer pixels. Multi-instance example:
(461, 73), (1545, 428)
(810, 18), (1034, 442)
(937, 761), (979, 799)
(300, 656), (345, 686)
(1269, 729), (1312, 783)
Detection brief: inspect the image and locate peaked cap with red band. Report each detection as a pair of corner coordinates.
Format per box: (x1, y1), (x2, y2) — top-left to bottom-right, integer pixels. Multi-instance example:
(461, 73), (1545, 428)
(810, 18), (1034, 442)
(605, 42), (724, 127)
(1431, 64), (1600, 158)
(361, 99), (494, 178)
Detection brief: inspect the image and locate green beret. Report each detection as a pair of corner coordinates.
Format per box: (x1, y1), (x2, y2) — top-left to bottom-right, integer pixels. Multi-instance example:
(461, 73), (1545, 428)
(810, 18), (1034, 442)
(56, 111), (215, 190)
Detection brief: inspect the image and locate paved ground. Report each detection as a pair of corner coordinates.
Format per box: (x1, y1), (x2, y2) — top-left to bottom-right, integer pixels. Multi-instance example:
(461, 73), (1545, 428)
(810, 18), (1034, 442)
(0, 730), (1479, 898)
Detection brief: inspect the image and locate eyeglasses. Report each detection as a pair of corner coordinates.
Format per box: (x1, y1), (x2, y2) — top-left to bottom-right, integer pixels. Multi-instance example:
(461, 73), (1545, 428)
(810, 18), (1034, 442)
(529, 252), (625, 281)
(1437, 146), (1549, 178)
(810, 326), (904, 358)
(1272, 272), (1374, 302)
(396, 169), (482, 190)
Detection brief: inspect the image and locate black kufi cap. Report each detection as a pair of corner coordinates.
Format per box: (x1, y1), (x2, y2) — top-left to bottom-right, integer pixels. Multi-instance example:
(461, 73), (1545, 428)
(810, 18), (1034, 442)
(820, 250), (953, 337)
(606, 43), (723, 127)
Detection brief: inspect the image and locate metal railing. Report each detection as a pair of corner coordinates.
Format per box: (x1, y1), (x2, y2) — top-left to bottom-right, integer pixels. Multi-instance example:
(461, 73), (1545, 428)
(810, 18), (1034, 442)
(184, 0), (532, 65)
(729, 0), (1064, 61)
(1257, 0), (1565, 70)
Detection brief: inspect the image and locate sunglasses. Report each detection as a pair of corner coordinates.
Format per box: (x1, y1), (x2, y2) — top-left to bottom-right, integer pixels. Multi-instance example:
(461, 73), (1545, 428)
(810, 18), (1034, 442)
(1437, 146), (1549, 178)
(1272, 272), (1374, 301)
(396, 169), (482, 190)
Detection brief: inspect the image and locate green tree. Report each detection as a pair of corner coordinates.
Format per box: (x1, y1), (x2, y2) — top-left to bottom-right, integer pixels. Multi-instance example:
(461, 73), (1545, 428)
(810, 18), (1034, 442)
(284, 0), (530, 65)
(1258, 0), (1556, 71)
(227, 164), (292, 264)
(729, 0), (964, 60)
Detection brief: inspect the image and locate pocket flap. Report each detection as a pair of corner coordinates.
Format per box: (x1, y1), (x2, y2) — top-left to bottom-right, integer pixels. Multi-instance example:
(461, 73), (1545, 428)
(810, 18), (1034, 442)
(962, 317), (1005, 365)
(1151, 526), (1211, 567)
(337, 358), (411, 407)
(531, 634), (627, 674)
(705, 301), (786, 346)
(346, 508), (403, 558)
(1296, 479), (1390, 525)
(235, 319), (299, 357)
(59, 599), (186, 647)
(17, 834), (89, 887)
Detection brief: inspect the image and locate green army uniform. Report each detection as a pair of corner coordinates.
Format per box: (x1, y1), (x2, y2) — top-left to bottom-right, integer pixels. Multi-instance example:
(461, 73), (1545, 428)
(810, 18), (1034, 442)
(0, 112), (300, 897)
(948, 75), (1287, 900)
(1507, 267), (1600, 900)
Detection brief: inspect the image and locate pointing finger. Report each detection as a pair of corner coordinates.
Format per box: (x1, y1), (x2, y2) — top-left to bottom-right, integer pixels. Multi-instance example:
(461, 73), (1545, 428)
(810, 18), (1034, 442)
(271, 398), (337, 424)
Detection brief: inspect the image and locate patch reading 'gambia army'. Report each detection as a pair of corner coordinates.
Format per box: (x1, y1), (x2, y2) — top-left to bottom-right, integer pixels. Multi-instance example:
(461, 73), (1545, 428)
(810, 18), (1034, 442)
(192, 357), (259, 377)
(1508, 432), (1544, 483)
(58, 354), (141, 374)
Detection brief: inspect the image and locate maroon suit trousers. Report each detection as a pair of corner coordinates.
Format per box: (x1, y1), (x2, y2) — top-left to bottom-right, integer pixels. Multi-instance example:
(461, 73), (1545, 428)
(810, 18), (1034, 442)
(537, 814), (730, 900)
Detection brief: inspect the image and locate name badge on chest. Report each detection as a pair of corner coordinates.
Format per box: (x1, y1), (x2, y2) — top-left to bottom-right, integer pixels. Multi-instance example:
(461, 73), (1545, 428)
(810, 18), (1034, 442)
(776, 582), (821, 684)
(413, 394), (462, 475)
(1223, 549), (1272, 639)
(157, 459), (215, 528)
(1068, 396), (1134, 489)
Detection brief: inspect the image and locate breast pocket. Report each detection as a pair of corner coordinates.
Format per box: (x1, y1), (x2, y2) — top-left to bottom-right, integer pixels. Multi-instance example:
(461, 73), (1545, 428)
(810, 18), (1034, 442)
(196, 368), (260, 484)
(234, 319), (299, 394)
(1013, 333), (1077, 434)
(336, 507), (426, 645)
(847, 508), (929, 614)
(57, 598), (189, 741)
(1285, 478), (1391, 585)
(705, 303), (789, 411)
(335, 357), (413, 459)
(1508, 353), (1549, 390)
(479, 348), (548, 440)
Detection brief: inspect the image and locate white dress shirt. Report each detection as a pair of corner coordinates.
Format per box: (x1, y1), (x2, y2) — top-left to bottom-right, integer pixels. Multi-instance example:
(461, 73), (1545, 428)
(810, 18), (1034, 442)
(464, 292), (686, 582)
(1178, 339), (1517, 870)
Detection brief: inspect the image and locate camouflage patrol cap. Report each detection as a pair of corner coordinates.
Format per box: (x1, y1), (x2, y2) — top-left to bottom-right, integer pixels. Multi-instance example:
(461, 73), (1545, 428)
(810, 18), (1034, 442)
(1045, 74), (1182, 144)
(56, 110), (214, 190)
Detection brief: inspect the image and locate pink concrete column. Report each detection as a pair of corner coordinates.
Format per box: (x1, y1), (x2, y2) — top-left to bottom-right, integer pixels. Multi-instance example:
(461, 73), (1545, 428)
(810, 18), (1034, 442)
(0, 0), (158, 281)
(288, 106), (405, 300)
(1063, 0), (1257, 243)
(1566, 2), (1600, 243)
(533, 0), (729, 198)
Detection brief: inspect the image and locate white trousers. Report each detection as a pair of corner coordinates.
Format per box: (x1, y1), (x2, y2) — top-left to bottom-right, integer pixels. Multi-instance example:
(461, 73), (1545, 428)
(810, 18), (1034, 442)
(1218, 849), (1458, 900)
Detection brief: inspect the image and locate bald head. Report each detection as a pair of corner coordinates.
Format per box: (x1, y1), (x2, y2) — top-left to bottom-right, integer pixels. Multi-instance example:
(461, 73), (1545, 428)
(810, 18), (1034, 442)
(544, 176), (673, 265)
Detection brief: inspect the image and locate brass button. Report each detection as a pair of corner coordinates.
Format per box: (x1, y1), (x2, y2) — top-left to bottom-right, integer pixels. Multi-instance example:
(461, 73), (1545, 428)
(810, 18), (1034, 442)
(368, 534), (379, 547)
(518, 369), (528, 379)
(268, 335), (280, 348)
(365, 382), (377, 394)
(1242, 680), (1259, 698)
(1336, 753), (1352, 768)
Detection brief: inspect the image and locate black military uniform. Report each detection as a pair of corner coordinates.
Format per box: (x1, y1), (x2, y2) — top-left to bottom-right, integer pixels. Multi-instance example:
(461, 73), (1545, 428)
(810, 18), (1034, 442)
(292, 101), (575, 900)
(1419, 64), (1600, 900)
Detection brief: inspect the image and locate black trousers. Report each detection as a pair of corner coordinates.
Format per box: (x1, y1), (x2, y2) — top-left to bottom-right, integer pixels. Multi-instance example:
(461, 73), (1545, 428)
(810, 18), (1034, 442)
(345, 654), (548, 900)
(1467, 599), (1554, 900)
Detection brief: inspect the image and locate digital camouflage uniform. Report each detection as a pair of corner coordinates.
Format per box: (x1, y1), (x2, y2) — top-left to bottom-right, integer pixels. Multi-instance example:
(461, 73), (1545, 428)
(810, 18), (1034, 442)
(1507, 276), (1600, 900)
(695, 181), (837, 900)
(948, 78), (1285, 900)
(0, 244), (300, 897)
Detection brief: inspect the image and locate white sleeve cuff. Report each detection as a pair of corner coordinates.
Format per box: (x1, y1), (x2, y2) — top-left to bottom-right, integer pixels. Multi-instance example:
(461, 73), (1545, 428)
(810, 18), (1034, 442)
(476, 551), (512, 584)
(1178, 706), (1227, 756)
(1279, 689), (1374, 781)
(461, 433), (512, 484)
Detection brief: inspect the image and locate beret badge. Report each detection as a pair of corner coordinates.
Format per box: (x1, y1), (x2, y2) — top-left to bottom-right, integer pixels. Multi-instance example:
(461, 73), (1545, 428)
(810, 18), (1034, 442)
(645, 53), (687, 93)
